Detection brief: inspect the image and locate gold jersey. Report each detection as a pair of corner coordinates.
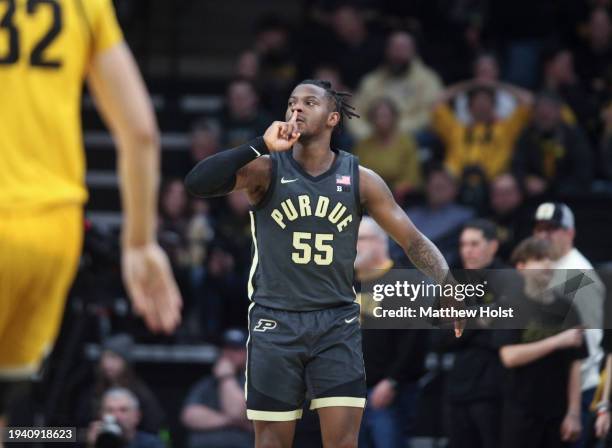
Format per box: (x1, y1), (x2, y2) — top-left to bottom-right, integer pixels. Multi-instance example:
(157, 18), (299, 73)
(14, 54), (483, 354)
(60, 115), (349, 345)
(0, 0), (123, 210)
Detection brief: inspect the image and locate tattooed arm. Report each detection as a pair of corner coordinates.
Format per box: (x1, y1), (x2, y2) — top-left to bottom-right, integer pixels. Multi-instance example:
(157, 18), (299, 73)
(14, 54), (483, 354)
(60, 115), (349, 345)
(360, 167), (462, 336)
(359, 167), (450, 283)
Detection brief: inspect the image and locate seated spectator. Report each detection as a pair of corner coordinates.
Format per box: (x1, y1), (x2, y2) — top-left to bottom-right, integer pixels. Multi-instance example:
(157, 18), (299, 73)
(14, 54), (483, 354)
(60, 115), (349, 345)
(312, 64), (355, 152)
(253, 16), (297, 116)
(454, 52), (518, 124)
(575, 8), (612, 108)
(181, 329), (253, 448)
(349, 31), (443, 139)
(323, 4), (384, 90)
(219, 78), (271, 148)
(512, 92), (593, 196)
(190, 119), (221, 164)
(541, 46), (597, 136)
(487, 173), (531, 262)
(600, 103), (612, 180)
(158, 179), (190, 269)
(393, 166), (474, 267)
(432, 80), (533, 181)
(77, 334), (165, 435)
(353, 98), (423, 203)
(356, 217), (427, 448)
(87, 388), (164, 448)
(235, 50), (259, 82)
(496, 237), (587, 448)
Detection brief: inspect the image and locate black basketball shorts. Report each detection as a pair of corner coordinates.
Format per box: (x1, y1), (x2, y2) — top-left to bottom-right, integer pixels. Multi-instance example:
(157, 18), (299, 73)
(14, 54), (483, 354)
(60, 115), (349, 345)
(245, 302), (367, 421)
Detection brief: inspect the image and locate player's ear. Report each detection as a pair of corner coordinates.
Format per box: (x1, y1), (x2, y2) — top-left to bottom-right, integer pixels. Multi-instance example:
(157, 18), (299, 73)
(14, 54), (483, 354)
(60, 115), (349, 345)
(327, 111), (340, 128)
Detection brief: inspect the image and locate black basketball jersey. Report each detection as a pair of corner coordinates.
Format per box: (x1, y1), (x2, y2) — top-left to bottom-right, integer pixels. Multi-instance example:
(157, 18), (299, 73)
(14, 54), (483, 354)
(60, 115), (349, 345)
(248, 149), (362, 311)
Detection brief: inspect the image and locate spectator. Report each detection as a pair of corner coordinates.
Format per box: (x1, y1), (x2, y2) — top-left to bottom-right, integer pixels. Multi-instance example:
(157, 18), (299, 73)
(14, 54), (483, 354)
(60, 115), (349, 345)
(353, 98), (423, 203)
(432, 80), (533, 181)
(253, 16), (297, 116)
(77, 334), (165, 435)
(235, 50), (260, 82)
(454, 53), (518, 124)
(592, 329), (612, 444)
(541, 46), (597, 135)
(533, 202), (606, 448)
(487, 173), (531, 262)
(87, 388), (165, 448)
(312, 64), (355, 152)
(442, 219), (507, 448)
(601, 103), (612, 180)
(349, 31), (443, 139)
(219, 78), (271, 148)
(181, 328), (253, 448)
(512, 92), (593, 196)
(496, 237), (587, 448)
(158, 179), (190, 270)
(394, 166), (474, 267)
(190, 119), (221, 165)
(356, 217), (426, 448)
(324, 4), (384, 90)
(592, 344), (611, 445)
(576, 8), (612, 104)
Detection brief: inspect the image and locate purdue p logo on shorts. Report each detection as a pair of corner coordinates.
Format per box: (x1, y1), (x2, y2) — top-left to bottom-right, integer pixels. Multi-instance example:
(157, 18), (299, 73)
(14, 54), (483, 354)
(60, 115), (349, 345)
(254, 319), (277, 332)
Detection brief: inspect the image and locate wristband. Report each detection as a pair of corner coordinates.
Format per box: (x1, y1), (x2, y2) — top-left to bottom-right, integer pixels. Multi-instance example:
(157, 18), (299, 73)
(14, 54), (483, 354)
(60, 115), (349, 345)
(249, 136), (270, 157)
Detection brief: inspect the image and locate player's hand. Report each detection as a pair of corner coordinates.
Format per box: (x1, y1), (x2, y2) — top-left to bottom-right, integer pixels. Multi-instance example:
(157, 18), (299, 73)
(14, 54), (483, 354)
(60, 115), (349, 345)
(369, 379), (396, 409)
(554, 329), (584, 350)
(595, 411), (611, 439)
(560, 412), (581, 442)
(122, 243), (182, 334)
(263, 110), (301, 152)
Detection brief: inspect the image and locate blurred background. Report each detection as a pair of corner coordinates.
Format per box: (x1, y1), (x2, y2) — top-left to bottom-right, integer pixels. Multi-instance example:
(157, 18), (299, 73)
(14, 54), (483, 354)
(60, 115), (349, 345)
(18, 0), (612, 447)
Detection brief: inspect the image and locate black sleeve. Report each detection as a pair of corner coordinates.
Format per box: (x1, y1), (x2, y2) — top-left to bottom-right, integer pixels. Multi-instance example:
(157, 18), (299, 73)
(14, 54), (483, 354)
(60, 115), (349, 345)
(184, 137), (269, 198)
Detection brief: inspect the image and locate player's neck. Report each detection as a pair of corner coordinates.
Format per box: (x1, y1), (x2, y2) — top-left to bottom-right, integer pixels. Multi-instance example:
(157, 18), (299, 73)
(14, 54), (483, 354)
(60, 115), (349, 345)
(292, 136), (335, 176)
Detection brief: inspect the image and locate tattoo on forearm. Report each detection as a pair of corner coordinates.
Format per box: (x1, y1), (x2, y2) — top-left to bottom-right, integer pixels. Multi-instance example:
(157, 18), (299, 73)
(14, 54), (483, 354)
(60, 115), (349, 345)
(405, 234), (451, 285)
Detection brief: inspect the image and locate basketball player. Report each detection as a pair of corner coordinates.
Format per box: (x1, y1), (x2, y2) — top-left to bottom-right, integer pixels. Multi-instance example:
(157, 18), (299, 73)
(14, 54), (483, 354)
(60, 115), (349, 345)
(0, 0), (181, 429)
(185, 80), (458, 448)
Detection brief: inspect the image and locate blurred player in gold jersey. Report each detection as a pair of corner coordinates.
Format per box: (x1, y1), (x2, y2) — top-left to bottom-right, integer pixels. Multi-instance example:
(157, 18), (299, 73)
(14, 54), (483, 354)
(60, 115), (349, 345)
(0, 0), (182, 428)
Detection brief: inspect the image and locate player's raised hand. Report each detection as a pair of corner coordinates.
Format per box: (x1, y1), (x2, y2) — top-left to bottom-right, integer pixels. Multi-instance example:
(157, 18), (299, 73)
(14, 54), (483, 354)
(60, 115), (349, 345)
(263, 110), (301, 152)
(122, 243), (182, 334)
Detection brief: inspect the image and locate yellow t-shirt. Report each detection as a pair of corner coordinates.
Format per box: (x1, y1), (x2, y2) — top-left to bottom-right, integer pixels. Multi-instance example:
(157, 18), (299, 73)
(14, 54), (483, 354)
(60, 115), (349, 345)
(432, 104), (531, 180)
(0, 0), (123, 210)
(353, 134), (423, 191)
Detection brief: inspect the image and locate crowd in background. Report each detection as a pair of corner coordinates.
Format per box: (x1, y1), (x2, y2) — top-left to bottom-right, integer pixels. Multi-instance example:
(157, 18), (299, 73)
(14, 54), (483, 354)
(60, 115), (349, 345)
(61, 1), (612, 447)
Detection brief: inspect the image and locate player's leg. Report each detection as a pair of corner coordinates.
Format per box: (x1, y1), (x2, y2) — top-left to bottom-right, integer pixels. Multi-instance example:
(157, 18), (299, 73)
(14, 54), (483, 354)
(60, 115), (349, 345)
(307, 303), (367, 448)
(253, 420), (297, 448)
(246, 305), (308, 447)
(318, 406), (363, 448)
(0, 206), (82, 426)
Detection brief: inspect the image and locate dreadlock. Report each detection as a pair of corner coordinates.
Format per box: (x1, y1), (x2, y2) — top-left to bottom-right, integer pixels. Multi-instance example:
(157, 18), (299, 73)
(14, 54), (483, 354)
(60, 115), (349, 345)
(297, 79), (360, 131)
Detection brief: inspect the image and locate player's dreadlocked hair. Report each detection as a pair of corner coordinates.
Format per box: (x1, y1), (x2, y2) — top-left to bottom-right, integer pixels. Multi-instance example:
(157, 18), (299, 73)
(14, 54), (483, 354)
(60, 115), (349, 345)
(298, 79), (360, 131)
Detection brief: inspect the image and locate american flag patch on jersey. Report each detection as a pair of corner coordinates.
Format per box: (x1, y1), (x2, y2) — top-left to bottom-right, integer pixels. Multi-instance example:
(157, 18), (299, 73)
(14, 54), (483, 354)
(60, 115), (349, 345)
(336, 175), (351, 192)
